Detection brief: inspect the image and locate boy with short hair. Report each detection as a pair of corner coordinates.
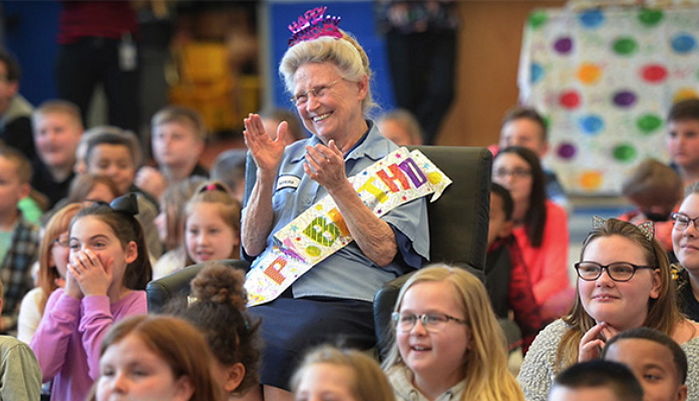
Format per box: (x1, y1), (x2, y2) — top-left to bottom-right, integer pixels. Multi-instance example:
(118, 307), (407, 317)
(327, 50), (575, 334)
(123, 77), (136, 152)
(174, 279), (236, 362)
(0, 146), (39, 331)
(498, 106), (568, 209)
(0, 278), (41, 400)
(603, 327), (688, 401)
(85, 129), (162, 259)
(31, 100), (83, 207)
(549, 360), (643, 401)
(135, 106), (207, 200)
(667, 99), (699, 187)
(485, 183), (542, 351)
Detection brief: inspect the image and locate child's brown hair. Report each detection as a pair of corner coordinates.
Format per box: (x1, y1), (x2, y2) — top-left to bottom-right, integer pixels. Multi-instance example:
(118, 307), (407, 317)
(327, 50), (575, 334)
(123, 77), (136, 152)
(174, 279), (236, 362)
(151, 106), (207, 141)
(621, 158), (682, 213)
(71, 194), (152, 290)
(66, 174), (119, 204)
(161, 176), (207, 251)
(167, 263), (261, 396)
(0, 145), (32, 184)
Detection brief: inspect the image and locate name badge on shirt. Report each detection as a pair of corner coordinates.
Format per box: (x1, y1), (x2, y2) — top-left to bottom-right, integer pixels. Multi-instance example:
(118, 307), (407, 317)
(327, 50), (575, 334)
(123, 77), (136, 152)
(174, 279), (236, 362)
(276, 175), (301, 191)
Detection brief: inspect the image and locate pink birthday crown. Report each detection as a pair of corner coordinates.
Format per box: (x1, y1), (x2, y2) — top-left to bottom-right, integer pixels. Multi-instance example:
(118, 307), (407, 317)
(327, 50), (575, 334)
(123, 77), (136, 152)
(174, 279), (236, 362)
(288, 6), (343, 47)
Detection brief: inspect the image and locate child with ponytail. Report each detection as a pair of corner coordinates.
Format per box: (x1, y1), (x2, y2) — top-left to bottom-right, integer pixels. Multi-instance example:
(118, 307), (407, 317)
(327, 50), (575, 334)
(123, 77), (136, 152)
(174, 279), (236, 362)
(30, 193), (152, 401)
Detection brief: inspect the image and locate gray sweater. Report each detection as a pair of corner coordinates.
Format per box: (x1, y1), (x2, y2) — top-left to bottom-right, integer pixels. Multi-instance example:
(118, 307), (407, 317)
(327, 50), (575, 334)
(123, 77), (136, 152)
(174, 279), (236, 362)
(517, 319), (699, 401)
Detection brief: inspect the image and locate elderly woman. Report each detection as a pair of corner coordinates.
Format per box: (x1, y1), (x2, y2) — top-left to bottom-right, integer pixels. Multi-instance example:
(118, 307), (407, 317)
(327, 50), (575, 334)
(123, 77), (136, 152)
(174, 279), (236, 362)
(241, 9), (429, 401)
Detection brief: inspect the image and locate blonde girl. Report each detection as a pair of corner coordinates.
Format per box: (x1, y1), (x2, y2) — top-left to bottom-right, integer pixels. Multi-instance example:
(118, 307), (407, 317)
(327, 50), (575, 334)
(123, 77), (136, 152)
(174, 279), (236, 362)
(292, 345), (394, 401)
(30, 193), (152, 401)
(184, 181), (241, 266)
(383, 265), (524, 401)
(18, 203), (83, 343)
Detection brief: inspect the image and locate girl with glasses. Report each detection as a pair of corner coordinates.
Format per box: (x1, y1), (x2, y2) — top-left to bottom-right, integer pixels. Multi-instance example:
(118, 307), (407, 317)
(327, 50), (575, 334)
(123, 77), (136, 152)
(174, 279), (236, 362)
(518, 218), (699, 401)
(672, 182), (699, 323)
(18, 203), (83, 344)
(383, 265), (524, 401)
(492, 146), (571, 322)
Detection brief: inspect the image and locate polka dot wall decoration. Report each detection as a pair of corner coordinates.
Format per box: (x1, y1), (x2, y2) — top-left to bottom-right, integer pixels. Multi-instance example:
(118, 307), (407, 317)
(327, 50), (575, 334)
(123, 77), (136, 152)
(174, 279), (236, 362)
(519, 6), (699, 194)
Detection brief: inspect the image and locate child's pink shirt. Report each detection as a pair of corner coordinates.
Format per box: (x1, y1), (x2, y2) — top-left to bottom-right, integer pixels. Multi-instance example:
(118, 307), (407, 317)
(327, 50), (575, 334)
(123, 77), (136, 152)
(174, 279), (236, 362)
(30, 289), (147, 401)
(512, 201), (570, 308)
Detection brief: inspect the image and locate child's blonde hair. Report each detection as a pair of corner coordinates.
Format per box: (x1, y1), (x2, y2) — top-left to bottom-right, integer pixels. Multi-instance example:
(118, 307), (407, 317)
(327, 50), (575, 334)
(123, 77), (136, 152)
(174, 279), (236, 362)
(184, 181), (241, 266)
(38, 203), (83, 313)
(32, 100), (83, 129)
(383, 265), (524, 401)
(292, 345), (394, 401)
(152, 106), (207, 141)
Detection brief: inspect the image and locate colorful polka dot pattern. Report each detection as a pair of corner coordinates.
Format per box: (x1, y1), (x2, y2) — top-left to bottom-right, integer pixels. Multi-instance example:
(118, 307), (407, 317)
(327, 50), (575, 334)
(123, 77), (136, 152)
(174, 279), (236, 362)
(519, 7), (699, 194)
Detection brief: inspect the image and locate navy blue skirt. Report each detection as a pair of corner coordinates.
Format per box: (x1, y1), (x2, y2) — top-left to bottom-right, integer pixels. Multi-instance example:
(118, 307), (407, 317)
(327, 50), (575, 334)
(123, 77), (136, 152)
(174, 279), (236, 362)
(249, 296), (375, 390)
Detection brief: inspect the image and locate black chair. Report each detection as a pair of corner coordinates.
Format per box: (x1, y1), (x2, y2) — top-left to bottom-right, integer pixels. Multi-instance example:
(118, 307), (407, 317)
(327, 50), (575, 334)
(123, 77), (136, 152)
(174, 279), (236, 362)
(373, 146), (492, 358)
(146, 259), (250, 312)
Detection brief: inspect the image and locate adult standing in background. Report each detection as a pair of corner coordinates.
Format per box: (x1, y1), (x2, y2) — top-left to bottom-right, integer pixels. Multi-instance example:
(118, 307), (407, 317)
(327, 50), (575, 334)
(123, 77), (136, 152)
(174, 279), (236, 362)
(377, 0), (458, 145)
(55, 1), (139, 133)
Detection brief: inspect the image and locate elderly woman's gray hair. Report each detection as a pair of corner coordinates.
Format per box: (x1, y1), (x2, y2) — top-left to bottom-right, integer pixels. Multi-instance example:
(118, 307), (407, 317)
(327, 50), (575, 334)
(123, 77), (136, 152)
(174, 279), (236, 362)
(279, 33), (377, 114)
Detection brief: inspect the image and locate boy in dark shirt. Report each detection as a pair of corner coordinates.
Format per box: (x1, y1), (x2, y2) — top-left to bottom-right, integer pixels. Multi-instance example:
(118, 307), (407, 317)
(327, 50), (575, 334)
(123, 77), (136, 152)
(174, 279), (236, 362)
(486, 183), (543, 352)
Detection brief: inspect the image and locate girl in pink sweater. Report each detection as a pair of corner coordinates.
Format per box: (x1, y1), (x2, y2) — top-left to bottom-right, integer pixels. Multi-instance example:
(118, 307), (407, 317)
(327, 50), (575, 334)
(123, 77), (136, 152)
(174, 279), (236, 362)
(492, 146), (571, 321)
(30, 194), (151, 401)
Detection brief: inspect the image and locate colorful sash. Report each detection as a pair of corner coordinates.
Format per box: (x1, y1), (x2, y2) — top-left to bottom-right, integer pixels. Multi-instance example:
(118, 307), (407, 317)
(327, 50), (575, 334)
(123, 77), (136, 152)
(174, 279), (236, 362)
(245, 148), (452, 306)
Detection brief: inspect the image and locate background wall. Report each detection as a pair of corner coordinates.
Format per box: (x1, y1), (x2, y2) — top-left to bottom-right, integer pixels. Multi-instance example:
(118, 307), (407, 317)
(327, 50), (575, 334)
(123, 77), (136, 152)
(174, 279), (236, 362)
(439, 0), (565, 147)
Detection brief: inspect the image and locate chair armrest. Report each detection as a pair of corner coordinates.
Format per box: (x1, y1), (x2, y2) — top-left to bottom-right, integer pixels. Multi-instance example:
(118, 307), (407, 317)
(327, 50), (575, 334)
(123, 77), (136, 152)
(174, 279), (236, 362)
(146, 259), (250, 312)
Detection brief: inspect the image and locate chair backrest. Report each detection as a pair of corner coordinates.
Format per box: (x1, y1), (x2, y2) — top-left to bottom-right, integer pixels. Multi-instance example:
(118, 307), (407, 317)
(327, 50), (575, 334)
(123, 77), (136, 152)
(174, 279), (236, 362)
(146, 259), (250, 312)
(373, 146), (492, 358)
(409, 146), (492, 270)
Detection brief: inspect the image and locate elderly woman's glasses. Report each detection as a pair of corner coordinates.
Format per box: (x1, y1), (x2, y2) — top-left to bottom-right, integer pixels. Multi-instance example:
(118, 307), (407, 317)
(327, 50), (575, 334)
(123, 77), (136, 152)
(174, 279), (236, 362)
(574, 261), (654, 282)
(291, 80), (340, 106)
(391, 312), (467, 332)
(671, 212), (699, 231)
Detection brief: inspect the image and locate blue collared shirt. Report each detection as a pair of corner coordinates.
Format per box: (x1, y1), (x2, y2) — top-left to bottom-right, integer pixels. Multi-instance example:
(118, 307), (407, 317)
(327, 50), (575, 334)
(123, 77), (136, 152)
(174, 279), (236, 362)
(243, 120), (429, 301)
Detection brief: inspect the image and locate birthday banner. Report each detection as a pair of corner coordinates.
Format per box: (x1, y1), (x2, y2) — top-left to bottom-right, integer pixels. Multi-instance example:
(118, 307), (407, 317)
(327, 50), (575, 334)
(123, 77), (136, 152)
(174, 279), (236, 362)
(245, 148), (452, 306)
(519, 6), (699, 194)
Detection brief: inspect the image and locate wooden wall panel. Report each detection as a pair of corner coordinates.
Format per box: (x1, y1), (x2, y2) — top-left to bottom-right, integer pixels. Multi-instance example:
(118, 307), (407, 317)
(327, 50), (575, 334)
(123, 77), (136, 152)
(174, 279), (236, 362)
(438, 1), (565, 146)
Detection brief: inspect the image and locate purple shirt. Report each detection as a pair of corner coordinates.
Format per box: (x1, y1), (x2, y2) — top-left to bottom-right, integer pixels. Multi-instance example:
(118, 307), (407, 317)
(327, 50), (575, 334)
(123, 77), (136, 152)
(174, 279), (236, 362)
(30, 289), (147, 401)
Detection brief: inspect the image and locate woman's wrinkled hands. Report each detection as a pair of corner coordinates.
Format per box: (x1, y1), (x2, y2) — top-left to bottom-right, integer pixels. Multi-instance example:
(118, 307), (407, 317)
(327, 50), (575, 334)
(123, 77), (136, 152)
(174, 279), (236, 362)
(578, 321), (619, 362)
(67, 249), (113, 298)
(243, 113), (288, 175)
(303, 140), (347, 191)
